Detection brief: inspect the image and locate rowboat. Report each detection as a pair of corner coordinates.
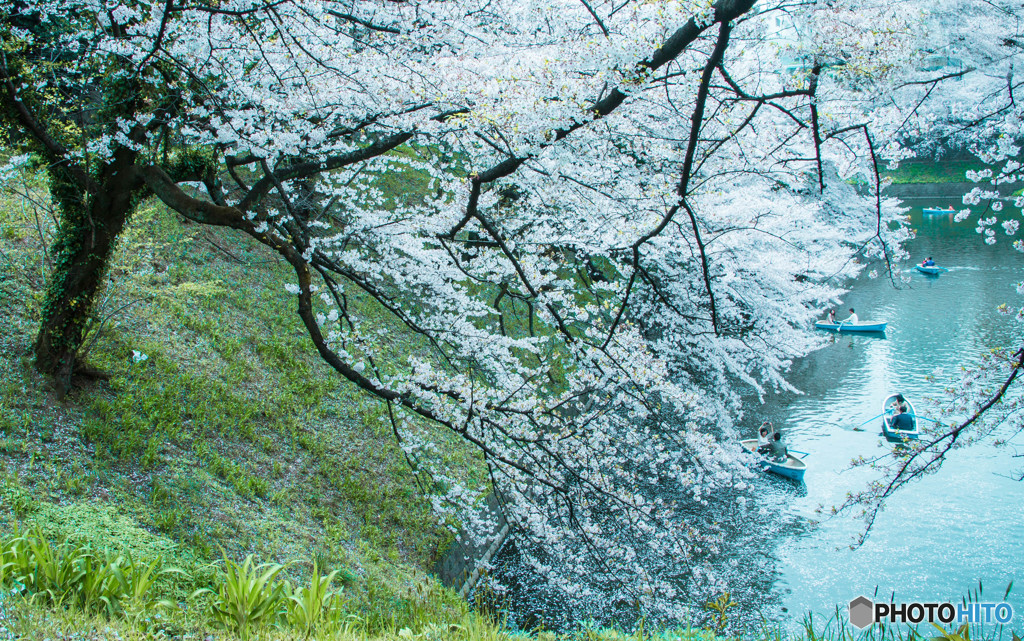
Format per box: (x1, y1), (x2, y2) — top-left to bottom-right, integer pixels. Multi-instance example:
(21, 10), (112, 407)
(814, 321), (887, 333)
(739, 439), (807, 481)
(881, 393), (920, 442)
(915, 264), (945, 275)
(922, 207), (955, 215)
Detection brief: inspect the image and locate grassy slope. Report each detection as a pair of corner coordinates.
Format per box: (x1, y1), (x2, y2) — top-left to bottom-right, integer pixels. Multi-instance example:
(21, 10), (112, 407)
(879, 159), (988, 184)
(0, 170), (486, 630)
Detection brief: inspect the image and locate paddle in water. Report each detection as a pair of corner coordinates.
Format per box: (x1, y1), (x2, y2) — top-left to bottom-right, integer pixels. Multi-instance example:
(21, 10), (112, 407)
(850, 411), (886, 431)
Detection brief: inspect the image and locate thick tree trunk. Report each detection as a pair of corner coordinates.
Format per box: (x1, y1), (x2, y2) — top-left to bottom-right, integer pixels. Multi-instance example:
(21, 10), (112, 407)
(34, 157), (140, 395)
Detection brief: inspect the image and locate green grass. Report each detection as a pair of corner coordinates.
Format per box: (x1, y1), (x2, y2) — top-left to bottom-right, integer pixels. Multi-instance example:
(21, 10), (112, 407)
(880, 159), (990, 184)
(0, 572), (1008, 641)
(0, 523), (1010, 640)
(0, 166), (487, 633)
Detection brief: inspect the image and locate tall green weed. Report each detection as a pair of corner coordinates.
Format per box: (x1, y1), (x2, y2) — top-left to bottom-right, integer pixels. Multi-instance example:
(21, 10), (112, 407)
(0, 528), (180, 621)
(195, 553), (289, 640)
(284, 562), (347, 637)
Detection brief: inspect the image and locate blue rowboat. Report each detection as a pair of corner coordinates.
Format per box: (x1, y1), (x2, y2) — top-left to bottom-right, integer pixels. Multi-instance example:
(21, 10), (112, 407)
(915, 264), (945, 275)
(923, 207), (955, 215)
(814, 321), (887, 333)
(740, 439), (807, 481)
(881, 393), (920, 442)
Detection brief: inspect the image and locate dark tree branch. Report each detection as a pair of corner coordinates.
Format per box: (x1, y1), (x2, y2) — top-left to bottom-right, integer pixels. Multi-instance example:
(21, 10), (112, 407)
(578, 0), (610, 37)
(0, 53), (98, 192)
(326, 9), (402, 34)
(137, 0), (175, 70)
(238, 131), (414, 210)
(807, 64), (824, 192)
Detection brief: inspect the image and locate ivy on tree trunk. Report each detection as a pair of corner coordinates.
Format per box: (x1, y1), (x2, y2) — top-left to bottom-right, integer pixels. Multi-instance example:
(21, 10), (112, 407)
(34, 155), (140, 394)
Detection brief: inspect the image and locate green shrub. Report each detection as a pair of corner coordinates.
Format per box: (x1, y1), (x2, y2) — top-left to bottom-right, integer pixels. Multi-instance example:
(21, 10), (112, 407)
(0, 528), (180, 620)
(284, 562), (346, 637)
(1, 482), (36, 518)
(196, 553), (289, 640)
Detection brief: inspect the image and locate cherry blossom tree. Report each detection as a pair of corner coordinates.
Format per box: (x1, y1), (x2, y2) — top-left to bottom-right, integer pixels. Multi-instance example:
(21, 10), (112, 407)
(3, 0), (1015, 619)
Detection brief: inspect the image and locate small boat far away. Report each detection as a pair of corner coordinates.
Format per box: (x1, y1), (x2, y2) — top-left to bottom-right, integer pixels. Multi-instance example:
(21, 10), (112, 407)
(814, 320), (887, 333)
(923, 206), (956, 215)
(739, 439), (807, 482)
(881, 393), (920, 442)
(915, 264), (945, 275)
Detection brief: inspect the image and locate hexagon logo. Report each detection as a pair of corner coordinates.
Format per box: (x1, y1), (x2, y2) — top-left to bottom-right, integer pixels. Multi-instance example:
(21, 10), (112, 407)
(848, 596), (875, 630)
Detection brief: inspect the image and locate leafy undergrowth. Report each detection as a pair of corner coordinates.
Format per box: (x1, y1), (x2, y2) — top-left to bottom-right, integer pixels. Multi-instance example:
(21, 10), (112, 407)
(0, 584), (973, 641)
(0, 169), (487, 633)
(0, 596), (726, 641)
(0, 535), (1002, 641)
(0, 524), (727, 641)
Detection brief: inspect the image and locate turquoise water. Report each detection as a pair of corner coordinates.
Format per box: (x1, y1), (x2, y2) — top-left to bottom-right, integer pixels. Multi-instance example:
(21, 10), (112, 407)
(759, 200), (1024, 629)
(486, 199), (1024, 632)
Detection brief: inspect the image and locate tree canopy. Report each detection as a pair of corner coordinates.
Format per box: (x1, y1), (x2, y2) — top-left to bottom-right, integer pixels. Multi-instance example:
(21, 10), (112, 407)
(1, 0), (1021, 619)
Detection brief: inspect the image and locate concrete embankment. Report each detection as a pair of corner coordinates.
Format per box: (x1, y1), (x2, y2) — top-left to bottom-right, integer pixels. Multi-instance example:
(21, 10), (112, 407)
(433, 493), (509, 598)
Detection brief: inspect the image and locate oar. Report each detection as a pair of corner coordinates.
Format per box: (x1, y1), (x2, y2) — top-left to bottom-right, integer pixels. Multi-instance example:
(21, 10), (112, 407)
(850, 412), (886, 431)
(788, 449), (810, 458)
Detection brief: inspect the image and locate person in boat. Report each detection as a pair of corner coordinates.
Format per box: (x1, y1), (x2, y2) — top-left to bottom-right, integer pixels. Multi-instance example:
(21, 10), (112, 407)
(841, 308), (858, 324)
(827, 308), (837, 323)
(889, 393), (909, 414)
(889, 404), (914, 431)
(769, 430), (788, 462)
(922, 257), (935, 267)
(756, 422), (773, 454)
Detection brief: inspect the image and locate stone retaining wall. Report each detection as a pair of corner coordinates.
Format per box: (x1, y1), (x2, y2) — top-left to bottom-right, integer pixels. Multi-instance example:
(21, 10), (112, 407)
(433, 493), (509, 598)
